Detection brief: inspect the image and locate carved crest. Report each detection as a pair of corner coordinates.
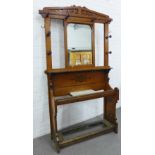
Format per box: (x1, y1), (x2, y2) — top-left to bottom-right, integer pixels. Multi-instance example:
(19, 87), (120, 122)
(39, 5), (112, 23)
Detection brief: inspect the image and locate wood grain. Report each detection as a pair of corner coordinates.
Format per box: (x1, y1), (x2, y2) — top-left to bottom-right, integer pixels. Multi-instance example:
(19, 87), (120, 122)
(39, 5), (118, 153)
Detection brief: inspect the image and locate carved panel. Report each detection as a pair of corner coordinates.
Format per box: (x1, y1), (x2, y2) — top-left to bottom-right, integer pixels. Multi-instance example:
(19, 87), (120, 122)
(71, 74), (89, 83)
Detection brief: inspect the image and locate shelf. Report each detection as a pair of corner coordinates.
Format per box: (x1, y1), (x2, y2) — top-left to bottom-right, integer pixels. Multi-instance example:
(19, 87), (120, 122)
(55, 89), (115, 105)
(45, 66), (112, 74)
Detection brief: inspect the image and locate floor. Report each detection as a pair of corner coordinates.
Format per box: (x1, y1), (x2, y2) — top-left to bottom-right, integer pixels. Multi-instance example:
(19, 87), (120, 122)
(33, 108), (121, 155)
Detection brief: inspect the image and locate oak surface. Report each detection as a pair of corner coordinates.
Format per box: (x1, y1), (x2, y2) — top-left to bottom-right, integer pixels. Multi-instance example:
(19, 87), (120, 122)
(39, 5), (119, 153)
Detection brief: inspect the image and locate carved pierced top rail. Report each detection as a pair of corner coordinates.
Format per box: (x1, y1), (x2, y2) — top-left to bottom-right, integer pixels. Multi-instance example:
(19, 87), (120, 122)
(39, 5), (112, 23)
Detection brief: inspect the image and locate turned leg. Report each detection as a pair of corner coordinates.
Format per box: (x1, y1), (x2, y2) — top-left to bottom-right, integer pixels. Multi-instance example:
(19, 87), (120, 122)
(51, 97), (60, 152)
(49, 82), (60, 152)
(48, 96), (54, 140)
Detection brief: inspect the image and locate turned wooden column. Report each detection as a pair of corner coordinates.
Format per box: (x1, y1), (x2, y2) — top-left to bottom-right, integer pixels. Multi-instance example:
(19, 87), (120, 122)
(44, 17), (55, 139)
(104, 23), (109, 66)
(44, 17), (52, 70)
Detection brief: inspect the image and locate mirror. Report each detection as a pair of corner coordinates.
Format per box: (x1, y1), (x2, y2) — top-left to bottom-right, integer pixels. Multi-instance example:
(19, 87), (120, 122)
(67, 23), (93, 66)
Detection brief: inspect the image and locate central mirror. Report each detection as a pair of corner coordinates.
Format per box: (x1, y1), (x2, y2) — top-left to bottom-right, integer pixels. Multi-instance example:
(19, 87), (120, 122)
(67, 23), (93, 66)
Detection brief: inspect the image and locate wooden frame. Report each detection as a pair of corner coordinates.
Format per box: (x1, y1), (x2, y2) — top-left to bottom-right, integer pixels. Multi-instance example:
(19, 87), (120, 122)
(39, 5), (119, 153)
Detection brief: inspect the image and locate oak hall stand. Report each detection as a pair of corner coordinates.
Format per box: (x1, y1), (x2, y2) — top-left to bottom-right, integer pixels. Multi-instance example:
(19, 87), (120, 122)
(39, 6), (119, 153)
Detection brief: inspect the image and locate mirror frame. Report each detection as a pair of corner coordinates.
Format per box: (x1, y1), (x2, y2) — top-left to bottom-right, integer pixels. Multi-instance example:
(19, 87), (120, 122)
(64, 19), (95, 68)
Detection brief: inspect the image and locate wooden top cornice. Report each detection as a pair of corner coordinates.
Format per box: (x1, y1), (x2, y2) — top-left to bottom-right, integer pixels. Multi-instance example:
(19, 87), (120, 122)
(39, 5), (112, 23)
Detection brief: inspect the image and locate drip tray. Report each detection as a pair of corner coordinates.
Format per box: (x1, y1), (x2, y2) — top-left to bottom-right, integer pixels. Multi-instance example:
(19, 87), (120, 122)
(58, 117), (114, 143)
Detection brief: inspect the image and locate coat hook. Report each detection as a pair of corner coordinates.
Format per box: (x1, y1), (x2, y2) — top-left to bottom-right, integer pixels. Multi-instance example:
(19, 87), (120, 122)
(106, 51), (112, 54)
(105, 35), (112, 39)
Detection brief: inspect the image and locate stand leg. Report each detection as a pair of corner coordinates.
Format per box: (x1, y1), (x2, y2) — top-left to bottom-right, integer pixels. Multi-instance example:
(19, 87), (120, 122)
(49, 83), (60, 152)
(104, 88), (119, 134)
(51, 97), (60, 152)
